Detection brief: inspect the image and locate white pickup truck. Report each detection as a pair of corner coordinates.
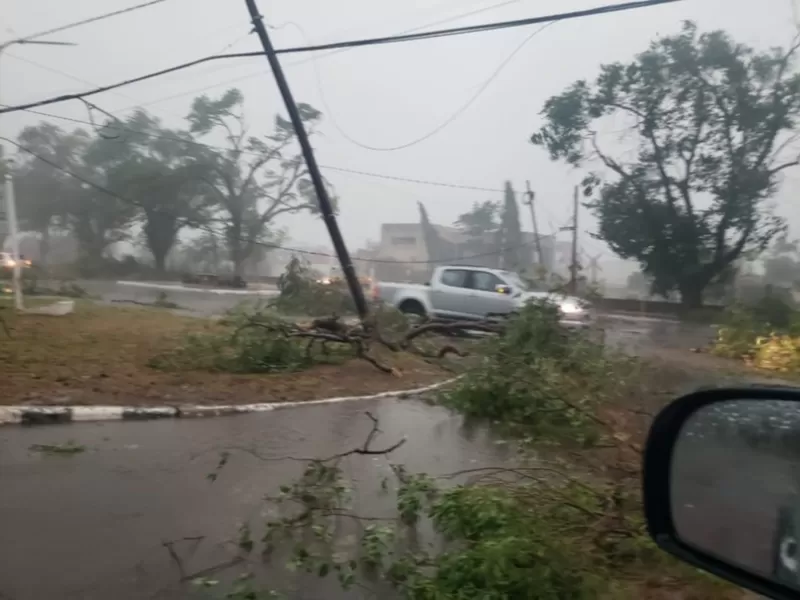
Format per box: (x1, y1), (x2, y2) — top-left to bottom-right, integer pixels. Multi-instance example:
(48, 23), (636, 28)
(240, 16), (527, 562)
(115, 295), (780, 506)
(373, 265), (592, 326)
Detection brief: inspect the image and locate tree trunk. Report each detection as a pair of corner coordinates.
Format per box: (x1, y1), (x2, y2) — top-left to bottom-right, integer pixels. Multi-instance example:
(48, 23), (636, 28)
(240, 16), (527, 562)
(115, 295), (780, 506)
(153, 251), (167, 275)
(679, 282), (704, 308)
(231, 241), (245, 278)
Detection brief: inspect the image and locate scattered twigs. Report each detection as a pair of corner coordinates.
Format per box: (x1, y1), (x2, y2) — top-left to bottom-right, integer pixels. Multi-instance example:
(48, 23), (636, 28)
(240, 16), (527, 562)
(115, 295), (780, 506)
(329, 411), (407, 459)
(161, 535), (207, 580)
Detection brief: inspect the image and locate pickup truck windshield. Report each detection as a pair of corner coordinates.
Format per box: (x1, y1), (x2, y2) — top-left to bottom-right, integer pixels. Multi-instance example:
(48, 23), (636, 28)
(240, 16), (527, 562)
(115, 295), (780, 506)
(502, 272), (531, 292)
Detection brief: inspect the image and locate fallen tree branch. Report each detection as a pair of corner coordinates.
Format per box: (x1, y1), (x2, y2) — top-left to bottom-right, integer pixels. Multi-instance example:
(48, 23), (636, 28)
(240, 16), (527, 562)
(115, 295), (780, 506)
(330, 411), (406, 459)
(232, 310), (501, 374)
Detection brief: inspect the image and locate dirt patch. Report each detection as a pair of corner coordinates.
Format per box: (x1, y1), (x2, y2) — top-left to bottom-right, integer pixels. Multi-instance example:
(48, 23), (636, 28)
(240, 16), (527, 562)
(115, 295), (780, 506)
(0, 303), (451, 407)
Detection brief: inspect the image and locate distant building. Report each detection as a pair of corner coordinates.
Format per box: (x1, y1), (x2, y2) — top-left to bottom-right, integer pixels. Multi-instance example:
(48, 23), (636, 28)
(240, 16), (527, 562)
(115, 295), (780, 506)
(373, 223), (555, 283)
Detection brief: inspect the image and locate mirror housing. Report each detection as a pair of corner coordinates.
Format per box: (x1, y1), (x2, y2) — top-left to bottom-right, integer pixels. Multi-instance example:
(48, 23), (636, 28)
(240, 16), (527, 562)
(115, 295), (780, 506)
(644, 386), (800, 600)
(495, 284), (512, 295)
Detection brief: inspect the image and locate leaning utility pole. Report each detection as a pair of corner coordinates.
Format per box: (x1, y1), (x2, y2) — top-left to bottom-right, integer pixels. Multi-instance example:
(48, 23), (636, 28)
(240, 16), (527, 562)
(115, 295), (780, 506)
(244, 0), (369, 320)
(523, 181), (543, 266)
(569, 186), (579, 295)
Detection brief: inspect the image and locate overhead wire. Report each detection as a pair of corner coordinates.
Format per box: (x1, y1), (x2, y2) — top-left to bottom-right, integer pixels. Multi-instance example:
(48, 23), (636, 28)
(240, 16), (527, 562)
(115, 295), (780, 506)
(2, 135), (540, 264)
(112, 0), (533, 112)
(292, 19), (555, 151)
(9, 0), (169, 43)
(14, 105), (514, 194)
(3, 20), (254, 123)
(0, 0), (682, 116)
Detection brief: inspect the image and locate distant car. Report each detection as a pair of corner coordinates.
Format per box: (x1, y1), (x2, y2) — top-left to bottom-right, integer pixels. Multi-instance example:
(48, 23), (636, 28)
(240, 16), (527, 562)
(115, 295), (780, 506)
(317, 266), (372, 287)
(0, 252), (31, 270)
(373, 265), (593, 327)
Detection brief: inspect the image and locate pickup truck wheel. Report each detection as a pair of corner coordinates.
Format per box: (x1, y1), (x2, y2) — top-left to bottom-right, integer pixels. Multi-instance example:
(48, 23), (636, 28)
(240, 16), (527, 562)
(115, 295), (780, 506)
(398, 300), (426, 324)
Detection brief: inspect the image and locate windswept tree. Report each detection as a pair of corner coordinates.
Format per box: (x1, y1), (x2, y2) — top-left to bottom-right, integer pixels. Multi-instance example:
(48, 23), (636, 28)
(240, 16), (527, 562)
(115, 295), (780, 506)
(187, 88), (329, 277)
(419, 201), (450, 268)
(64, 128), (144, 269)
(104, 110), (209, 273)
(454, 201), (500, 239)
(13, 123), (89, 267)
(532, 21), (800, 306)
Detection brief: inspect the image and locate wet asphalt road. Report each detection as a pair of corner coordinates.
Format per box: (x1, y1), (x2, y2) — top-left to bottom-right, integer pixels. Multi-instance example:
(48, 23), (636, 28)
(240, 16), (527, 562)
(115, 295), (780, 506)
(0, 281), (726, 599)
(79, 280), (278, 318)
(78, 279), (718, 350)
(0, 398), (515, 600)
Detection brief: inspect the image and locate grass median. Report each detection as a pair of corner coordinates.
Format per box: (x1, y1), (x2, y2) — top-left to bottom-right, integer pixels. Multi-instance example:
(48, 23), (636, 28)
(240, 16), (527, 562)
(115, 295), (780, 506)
(0, 301), (451, 407)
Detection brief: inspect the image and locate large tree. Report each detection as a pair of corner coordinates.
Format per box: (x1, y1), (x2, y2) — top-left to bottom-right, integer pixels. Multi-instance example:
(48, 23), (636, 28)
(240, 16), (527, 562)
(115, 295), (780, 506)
(13, 123), (89, 267)
(104, 110), (209, 273)
(63, 127), (144, 268)
(532, 21), (800, 306)
(187, 88), (327, 277)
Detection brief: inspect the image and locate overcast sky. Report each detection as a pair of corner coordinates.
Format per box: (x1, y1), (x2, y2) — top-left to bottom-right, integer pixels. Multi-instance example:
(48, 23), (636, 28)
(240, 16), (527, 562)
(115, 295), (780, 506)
(3, 0), (798, 281)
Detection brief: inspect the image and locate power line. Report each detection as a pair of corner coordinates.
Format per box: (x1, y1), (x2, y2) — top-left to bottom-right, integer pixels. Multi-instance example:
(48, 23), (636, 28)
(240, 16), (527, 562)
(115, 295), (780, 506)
(3, 135), (537, 265)
(3, 23), (254, 123)
(0, 0), (682, 116)
(252, 0), (681, 57)
(14, 106), (513, 194)
(305, 21), (554, 151)
(10, 0), (169, 43)
(283, 0), (529, 70)
(112, 2), (524, 113)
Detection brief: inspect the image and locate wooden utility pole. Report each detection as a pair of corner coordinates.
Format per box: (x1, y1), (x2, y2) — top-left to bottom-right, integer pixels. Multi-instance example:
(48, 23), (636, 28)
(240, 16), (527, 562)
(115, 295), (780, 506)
(523, 181), (543, 266)
(244, 0), (369, 320)
(569, 186), (579, 295)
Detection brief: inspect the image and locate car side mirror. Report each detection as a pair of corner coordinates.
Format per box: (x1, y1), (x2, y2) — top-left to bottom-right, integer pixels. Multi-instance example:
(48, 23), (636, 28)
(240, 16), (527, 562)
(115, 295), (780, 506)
(495, 284), (512, 295)
(644, 386), (800, 600)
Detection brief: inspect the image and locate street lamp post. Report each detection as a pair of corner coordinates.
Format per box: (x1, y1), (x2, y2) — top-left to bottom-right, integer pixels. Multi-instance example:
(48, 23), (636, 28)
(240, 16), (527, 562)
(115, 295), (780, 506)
(0, 38), (76, 310)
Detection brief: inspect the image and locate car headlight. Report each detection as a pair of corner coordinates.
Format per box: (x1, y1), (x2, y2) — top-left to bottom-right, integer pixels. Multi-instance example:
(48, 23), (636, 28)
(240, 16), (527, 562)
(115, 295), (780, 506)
(4, 259), (16, 268)
(561, 302), (584, 314)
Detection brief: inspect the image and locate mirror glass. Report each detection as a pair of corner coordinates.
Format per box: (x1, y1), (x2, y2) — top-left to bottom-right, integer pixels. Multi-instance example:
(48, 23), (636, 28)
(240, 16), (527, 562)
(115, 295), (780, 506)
(671, 398), (800, 589)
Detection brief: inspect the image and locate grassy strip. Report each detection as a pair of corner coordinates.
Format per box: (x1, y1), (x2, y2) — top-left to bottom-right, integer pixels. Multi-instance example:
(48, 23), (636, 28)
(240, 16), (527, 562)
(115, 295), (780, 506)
(0, 302), (449, 406)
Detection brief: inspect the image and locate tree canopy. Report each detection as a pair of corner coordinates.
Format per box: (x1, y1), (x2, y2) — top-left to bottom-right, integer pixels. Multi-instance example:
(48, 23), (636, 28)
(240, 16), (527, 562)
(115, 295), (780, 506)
(532, 21), (800, 306)
(454, 201), (500, 239)
(11, 88), (325, 277)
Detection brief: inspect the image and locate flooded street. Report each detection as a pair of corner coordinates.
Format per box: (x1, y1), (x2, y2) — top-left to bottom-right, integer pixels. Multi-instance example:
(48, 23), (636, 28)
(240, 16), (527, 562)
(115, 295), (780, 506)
(0, 397), (516, 600)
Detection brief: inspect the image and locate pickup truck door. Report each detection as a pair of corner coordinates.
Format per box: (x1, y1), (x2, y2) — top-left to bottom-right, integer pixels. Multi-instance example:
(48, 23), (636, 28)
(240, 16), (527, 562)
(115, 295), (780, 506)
(429, 268), (471, 317)
(465, 271), (516, 317)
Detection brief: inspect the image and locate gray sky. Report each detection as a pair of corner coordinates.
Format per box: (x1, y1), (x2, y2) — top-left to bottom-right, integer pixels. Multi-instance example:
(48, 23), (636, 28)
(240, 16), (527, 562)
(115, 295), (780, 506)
(3, 0), (799, 282)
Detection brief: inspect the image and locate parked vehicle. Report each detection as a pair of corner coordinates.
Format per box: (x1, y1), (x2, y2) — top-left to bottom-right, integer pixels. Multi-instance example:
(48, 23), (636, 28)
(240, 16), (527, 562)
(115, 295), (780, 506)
(372, 265), (592, 325)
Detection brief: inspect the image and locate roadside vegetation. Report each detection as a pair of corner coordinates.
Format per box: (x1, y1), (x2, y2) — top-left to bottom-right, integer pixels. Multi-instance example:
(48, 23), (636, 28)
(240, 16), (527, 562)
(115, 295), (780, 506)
(712, 293), (800, 373)
(0, 298), (450, 407)
(270, 255), (357, 317)
(198, 303), (742, 600)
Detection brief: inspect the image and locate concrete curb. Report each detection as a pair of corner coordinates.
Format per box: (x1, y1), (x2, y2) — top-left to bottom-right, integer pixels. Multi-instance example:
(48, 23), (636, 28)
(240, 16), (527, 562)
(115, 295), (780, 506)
(0, 377), (459, 427)
(116, 281), (278, 296)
